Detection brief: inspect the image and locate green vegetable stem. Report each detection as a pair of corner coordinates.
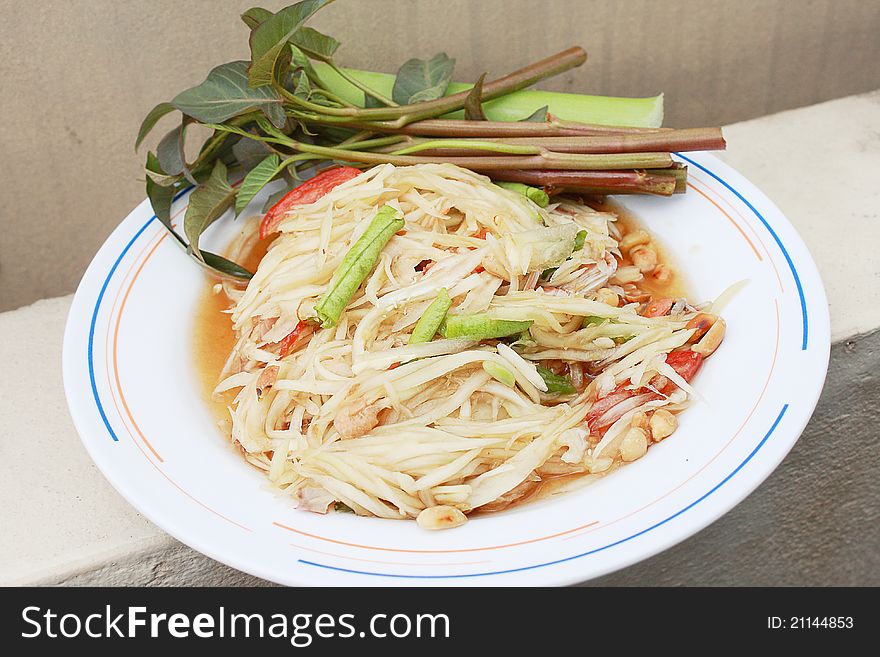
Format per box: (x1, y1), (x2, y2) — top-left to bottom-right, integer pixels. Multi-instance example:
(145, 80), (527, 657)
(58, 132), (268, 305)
(409, 288), (453, 344)
(439, 314), (533, 340)
(495, 181), (550, 207)
(313, 205), (404, 327)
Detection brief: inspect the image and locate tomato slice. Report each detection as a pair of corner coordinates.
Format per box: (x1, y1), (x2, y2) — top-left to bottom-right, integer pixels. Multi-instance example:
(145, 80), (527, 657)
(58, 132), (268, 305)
(259, 167), (361, 239)
(663, 349), (703, 381)
(585, 349), (704, 432)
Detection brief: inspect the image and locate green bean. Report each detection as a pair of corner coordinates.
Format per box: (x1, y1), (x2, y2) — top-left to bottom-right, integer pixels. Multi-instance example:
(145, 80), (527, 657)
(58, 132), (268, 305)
(582, 315), (607, 328)
(439, 313), (533, 340)
(314, 205), (404, 328)
(535, 366), (576, 395)
(483, 361), (515, 387)
(409, 288), (452, 344)
(495, 181), (550, 207)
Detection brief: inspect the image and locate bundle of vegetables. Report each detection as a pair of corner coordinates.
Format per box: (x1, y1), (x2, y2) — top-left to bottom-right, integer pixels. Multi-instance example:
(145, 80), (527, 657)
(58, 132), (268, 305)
(135, 0), (725, 280)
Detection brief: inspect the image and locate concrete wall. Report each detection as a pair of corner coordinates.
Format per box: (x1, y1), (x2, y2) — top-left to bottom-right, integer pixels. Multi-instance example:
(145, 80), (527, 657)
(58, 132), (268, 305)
(2, 0), (880, 311)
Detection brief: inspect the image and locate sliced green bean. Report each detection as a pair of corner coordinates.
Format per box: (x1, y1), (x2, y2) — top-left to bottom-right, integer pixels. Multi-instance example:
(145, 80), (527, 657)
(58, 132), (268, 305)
(483, 361), (516, 387)
(439, 313), (533, 340)
(314, 205), (403, 328)
(582, 315), (607, 328)
(535, 365), (576, 395)
(409, 288), (452, 344)
(495, 181), (550, 207)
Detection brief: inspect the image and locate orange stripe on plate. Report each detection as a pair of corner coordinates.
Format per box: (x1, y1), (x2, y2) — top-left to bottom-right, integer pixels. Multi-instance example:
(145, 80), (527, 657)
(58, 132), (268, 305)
(687, 181), (762, 261)
(273, 519), (599, 553)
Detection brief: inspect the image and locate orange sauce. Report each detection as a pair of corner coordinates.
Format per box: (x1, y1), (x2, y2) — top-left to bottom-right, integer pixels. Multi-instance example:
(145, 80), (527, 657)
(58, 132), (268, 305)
(590, 198), (690, 300)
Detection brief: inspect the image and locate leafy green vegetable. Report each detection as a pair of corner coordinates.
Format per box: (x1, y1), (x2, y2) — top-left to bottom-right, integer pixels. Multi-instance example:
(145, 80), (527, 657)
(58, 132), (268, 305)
(439, 314), (533, 340)
(231, 133), (276, 169)
(156, 123), (187, 176)
(248, 0), (332, 88)
(145, 153), (176, 225)
(463, 73), (488, 121)
(135, 102), (175, 150)
(574, 229), (587, 251)
(184, 159), (236, 261)
(535, 366), (576, 395)
(172, 61), (286, 127)
(314, 205), (403, 327)
(391, 53), (455, 105)
(290, 26), (340, 61)
(483, 361), (515, 387)
(241, 6), (273, 29)
(409, 288), (452, 344)
(199, 251), (254, 279)
(235, 153), (281, 214)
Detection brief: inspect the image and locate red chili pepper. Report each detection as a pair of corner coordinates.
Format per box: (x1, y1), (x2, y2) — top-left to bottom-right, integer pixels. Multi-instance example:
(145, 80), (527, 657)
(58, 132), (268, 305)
(259, 167), (361, 239)
(278, 320), (315, 358)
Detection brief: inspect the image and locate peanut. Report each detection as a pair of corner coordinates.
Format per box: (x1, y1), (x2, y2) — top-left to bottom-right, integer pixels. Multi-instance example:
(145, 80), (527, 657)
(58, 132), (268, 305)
(692, 317), (726, 356)
(611, 265), (643, 285)
(622, 284), (651, 303)
(686, 313), (717, 342)
(619, 427), (649, 462)
(652, 264), (673, 284)
(649, 409), (677, 441)
(630, 245), (658, 273)
(417, 505), (468, 530)
(631, 411), (650, 431)
(594, 287), (619, 307)
(619, 229), (651, 252)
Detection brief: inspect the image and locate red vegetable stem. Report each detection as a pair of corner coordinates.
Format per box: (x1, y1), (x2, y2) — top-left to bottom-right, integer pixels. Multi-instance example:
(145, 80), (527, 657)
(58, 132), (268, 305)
(300, 116), (671, 137)
(488, 169), (682, 196)
(373, 128), (724, 156)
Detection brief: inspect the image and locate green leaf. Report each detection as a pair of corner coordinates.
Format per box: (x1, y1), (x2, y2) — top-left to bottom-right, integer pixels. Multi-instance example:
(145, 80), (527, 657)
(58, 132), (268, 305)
(241, 6), (273, 29)
(232, 135), (275, 170)
(200, 251), (253, 279)
(145, 153), (176, 225)
(290, 26), (340, 62)
(144, 150), (180, 187)
(235, 154), (281, 215)
(184, 160), (236, 261)
(363, 92), (384, 108)
(391, 53), (455, 105)
(171, 61), (286, 128)
(156, 123), (187, 176)
(290, 44), (321, 82)
(248, 0), (333, 88)
(535, 366), (576, 395)
(135, 102), (175, 150)
(519, 105), (549, 122)
(464, 73), (488, 121)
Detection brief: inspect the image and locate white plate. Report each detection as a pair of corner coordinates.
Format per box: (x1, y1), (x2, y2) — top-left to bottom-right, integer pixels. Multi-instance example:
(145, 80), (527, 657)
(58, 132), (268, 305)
(63, 153), (829, 586)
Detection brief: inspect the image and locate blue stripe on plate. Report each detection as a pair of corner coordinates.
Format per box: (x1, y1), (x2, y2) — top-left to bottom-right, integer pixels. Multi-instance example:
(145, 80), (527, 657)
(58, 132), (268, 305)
(297, 404), (789, 579)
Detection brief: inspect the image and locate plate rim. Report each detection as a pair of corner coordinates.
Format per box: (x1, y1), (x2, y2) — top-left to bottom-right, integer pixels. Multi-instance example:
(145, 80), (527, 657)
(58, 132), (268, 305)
(62, 152), (831, 586)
